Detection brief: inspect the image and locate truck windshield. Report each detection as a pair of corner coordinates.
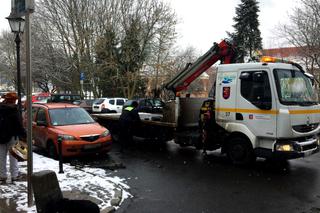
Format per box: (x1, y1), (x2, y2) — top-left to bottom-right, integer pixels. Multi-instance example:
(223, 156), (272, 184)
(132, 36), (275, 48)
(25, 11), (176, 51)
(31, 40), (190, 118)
(274, 69), (318, 106)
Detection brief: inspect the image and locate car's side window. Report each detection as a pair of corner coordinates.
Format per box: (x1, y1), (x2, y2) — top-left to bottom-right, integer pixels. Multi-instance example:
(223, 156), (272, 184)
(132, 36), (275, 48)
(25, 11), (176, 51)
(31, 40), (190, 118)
(116, 99), (125, 106)
(139, 100), (145, 107)
(36, 108), (47, 124)
(146, 100), (152, 107)
(32, 107), (39, 120)
(109, 99), (115, 105)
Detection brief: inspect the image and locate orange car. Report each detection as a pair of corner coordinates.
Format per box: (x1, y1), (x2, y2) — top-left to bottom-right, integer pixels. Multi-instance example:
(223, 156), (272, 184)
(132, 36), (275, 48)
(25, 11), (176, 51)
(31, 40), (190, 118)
(32, 103), (112, 158)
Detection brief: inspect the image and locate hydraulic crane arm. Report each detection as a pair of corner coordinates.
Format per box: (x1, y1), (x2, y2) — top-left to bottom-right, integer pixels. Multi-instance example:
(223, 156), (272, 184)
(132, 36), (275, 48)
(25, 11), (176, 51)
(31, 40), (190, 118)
(165, 39), (236, 93)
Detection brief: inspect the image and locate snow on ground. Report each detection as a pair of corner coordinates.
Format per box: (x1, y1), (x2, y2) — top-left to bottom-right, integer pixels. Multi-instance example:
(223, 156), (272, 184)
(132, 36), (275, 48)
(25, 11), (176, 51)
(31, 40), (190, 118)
(0, 153), (131, 212)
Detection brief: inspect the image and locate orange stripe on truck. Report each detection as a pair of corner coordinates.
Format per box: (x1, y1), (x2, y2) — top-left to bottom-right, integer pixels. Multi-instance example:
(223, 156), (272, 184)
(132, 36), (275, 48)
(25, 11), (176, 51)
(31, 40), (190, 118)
(289, 109), (320, 114)
(216, 108), (278, 115)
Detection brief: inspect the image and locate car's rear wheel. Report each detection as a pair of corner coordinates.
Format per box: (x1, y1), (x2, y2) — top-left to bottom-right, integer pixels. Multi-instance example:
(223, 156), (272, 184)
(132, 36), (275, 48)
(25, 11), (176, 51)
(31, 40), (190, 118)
(47, 141), (58, 159)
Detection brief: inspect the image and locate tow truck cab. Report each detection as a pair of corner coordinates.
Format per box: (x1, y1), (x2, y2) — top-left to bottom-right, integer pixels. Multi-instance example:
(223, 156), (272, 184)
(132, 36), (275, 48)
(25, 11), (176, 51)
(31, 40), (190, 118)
(215, 62), (320, 160)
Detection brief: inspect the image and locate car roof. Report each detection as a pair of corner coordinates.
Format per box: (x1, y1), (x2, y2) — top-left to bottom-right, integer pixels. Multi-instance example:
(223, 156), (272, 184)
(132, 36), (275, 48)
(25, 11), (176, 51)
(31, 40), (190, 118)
(98, 97), (126, 99)
(51, 94), (80, 96)
(33, 103), (80, 109)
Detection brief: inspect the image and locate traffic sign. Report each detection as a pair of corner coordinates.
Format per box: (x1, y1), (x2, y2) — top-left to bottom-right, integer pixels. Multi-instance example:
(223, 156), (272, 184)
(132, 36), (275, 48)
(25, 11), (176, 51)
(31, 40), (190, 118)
(80, 72), (85, 80)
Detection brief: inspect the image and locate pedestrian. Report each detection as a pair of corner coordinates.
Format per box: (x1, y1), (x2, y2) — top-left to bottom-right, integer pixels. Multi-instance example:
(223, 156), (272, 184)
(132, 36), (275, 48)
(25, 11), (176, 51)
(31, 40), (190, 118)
(118, 101), (141, 152)
(0, 92), (26, 184)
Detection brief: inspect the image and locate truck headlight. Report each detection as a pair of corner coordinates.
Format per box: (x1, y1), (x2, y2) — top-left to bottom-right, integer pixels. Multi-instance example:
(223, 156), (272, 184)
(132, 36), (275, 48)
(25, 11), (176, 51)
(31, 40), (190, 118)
(59, 134), (76, 140)
(101, 130), (110, 137)
(275, 144), (294, 152)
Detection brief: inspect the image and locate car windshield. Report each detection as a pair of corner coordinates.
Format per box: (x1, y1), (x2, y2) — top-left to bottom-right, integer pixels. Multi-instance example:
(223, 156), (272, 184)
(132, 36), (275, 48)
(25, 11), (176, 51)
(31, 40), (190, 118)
(49, 107), (95, 126)
(151, 99), (164, 107)
(274, 69), (318, 106)
(95, 99), (105, 104)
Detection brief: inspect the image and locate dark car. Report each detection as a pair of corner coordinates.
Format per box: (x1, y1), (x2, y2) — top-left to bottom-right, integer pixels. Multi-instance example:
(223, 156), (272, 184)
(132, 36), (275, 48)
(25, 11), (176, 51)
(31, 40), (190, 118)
(48, 94), (81, 104)
(123, 98), (165, 113)
(74, 99), (96, 113)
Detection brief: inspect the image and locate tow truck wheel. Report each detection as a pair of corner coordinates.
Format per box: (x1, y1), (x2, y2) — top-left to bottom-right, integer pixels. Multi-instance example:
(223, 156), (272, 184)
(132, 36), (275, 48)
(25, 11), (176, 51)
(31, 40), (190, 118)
(47, 141), (58, 159)
(227, 136), (256, 165)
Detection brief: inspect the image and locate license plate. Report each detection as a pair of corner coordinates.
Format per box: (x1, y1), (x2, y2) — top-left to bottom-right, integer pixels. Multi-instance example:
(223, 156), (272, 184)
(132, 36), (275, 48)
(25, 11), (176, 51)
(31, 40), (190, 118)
(83, 144), (101, 150)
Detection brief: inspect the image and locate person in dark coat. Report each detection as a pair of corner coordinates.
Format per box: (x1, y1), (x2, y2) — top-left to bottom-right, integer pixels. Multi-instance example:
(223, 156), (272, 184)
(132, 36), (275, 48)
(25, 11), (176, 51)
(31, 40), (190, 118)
(0, 92), (26, 184)
(118, 101), (141, 152)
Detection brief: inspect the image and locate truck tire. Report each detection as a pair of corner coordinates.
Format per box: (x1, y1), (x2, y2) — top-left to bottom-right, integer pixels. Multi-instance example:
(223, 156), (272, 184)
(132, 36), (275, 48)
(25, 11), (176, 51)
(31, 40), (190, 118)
(47, 141), (58, 160)
(227, 136), (256, 165)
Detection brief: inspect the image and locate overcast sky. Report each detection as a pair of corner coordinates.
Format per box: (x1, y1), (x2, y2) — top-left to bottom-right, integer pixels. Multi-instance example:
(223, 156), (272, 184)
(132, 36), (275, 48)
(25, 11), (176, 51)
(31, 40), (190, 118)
(0, 0), (299, 52)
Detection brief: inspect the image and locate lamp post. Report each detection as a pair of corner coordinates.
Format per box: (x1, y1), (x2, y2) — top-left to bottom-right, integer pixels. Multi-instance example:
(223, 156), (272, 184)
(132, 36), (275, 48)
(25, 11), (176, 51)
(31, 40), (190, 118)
(6, 14), (25, 121)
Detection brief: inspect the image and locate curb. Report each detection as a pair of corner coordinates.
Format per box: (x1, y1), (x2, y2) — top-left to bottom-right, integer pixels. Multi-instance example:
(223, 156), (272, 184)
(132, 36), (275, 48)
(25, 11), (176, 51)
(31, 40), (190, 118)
(101, 189), (123, 213)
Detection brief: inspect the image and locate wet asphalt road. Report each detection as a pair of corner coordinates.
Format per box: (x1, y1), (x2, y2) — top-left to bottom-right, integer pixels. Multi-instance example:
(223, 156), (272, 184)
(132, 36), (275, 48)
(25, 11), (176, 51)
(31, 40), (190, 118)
(2, 140), (320, 213)
(102, 141), (320, 213)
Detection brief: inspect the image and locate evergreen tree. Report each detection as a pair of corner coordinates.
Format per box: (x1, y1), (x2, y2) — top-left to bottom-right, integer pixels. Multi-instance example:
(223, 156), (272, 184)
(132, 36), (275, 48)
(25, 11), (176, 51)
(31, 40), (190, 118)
(95, 27), (121, 97)
(228, 0), (263, 62)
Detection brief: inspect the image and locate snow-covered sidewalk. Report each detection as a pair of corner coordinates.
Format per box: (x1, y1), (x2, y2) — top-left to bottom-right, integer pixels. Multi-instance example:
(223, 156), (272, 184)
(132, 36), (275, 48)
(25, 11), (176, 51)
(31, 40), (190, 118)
(0, 153), (131, 212)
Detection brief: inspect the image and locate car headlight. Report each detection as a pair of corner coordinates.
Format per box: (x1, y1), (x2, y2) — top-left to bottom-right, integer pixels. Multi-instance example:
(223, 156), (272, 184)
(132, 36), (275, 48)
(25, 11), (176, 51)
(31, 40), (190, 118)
(59, 134), (76, 140)
(275, 144), (294, 152)
(101, 130), (110, 137)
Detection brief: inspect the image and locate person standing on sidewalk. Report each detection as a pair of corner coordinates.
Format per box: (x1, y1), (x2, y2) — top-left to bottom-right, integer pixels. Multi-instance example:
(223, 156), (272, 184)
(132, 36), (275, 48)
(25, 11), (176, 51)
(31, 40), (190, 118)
(0, 92), (26, 184)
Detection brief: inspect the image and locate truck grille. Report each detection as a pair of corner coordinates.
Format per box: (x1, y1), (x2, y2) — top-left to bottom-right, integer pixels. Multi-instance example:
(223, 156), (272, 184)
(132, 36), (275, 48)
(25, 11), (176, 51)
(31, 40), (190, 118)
(80, 135), (100, 142)
(292, 123), (319, 133)
(301, 143), (318, 152)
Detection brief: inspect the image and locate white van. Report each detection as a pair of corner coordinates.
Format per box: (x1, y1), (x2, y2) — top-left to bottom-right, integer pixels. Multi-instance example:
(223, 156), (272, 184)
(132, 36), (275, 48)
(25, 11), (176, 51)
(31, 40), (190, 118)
(92, 97), (127, 113)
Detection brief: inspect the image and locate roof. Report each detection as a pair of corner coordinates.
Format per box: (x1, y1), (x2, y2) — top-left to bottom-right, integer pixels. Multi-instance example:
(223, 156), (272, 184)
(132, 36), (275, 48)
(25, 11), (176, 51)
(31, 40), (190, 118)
(218, 62), (299, 72)
(33, 103), (79, 109)
(262, 47), (303, 58)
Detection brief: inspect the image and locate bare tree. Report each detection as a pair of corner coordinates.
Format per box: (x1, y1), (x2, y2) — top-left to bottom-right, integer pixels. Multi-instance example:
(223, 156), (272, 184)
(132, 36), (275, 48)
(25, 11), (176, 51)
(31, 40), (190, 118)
(0, 0), (178, 98)
(0, 31), (17, 89)
(97, 0), (178, 99)
(36, 0), (120, 96)
(278, 0), (320, 77)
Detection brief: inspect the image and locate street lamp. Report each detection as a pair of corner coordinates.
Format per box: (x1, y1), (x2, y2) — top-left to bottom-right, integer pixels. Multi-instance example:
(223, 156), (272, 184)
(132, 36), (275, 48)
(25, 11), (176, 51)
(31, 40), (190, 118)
(6, 14), (25, 121)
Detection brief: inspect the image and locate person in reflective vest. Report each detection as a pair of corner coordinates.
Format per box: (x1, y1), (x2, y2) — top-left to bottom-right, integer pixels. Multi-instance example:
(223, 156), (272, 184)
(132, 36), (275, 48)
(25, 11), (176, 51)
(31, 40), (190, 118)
(118, 101), (141, 152)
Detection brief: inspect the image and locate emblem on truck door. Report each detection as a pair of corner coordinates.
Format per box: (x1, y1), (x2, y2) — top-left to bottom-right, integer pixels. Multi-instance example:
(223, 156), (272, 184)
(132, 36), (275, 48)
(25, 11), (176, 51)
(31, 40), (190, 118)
(223, 87), (230, 99)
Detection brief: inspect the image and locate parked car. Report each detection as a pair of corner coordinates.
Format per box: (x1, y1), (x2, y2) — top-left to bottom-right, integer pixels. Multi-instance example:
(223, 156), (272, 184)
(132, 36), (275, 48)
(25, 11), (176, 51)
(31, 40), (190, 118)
(31, 103), (112, 158)
(32, 92), (51, 103)
(92, 97), (127, 113)
(74, 99), (96, 113)
(47, 94), (81, 104)
(123, 98), (165, 113)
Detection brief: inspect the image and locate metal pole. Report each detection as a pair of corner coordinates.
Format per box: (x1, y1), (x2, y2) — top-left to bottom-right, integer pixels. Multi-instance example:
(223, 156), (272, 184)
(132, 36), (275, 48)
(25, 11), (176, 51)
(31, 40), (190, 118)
(80, 80), (84, 99)
(25, 12), (33, 207)
(15, 33), (22, 122)
(58, 137), (64, 174)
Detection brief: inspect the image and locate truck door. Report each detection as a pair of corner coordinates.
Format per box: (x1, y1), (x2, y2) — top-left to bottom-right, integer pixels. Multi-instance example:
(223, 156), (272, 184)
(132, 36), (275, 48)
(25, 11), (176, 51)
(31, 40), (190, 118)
(237, 70), (277, 138)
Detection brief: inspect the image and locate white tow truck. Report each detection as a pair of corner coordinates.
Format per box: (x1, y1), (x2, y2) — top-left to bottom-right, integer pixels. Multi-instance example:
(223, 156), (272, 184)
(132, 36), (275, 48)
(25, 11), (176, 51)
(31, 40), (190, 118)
(95, 40), (320, 164)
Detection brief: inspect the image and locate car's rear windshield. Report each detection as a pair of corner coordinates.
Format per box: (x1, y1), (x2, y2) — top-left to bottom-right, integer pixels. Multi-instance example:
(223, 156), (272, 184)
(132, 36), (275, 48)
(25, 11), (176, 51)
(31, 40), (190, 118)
(50, 95), (81, 103)
(95, 98), (106, 104)
(49, 107), (95, 126)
